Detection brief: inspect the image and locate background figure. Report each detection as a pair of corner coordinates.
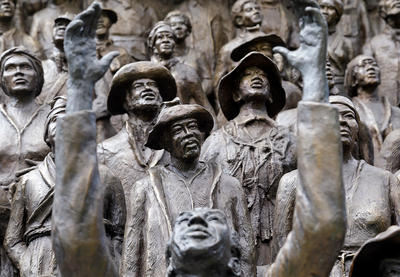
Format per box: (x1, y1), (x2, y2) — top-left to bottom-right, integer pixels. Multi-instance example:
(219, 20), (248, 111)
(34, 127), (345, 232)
(345, 55), (400, 165)
(164, 10), (212, 96)
(0, 0), (40, 57)
(363, 0), (400, 106)
(30, 0), (82, 59)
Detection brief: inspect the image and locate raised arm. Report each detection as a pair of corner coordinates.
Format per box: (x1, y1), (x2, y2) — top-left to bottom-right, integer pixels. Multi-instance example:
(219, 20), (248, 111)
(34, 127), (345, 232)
(52, 3), (119, 277)
(267, 3), (346, 276)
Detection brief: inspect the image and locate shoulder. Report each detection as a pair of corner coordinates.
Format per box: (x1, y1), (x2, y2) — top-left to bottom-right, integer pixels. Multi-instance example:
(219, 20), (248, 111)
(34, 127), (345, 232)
(97, 128), (128, 153)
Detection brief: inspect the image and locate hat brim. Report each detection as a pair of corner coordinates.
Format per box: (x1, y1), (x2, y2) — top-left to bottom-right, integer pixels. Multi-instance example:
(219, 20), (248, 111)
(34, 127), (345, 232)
(146, 104), (213, 150)
(218, 52), (285, 120)
(107, 62), (177, 115)
(350, 226), (400, 277)
(231, 34), (286, 62)
(102, 9), (117, 24)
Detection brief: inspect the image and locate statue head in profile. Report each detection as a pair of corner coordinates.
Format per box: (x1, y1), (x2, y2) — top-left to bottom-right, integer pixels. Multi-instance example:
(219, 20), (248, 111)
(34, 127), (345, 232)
(145, 99), (213, 163)
(166, 208), (241, 277)
(231, 0), (263, 29)
(0, 47), (44, 99)
(107, 61), (177, 117)
(379, 0), (400, 23)
(148, 21), (177, 60)
(218, 52), (285, 120)
(345, 55), (381, 97)
(0, 0), (15, 22)
(350, 226), (400, 277)
(318, 0), (344, 28)
(165, 11), (192, 44)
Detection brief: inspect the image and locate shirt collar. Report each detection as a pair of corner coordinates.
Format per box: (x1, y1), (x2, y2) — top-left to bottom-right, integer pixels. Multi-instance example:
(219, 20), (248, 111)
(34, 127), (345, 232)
(234, 109), (275, 126)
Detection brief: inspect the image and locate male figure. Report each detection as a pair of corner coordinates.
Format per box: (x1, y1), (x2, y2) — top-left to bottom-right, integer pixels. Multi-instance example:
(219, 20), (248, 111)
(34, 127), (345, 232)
(98, 61), (176, 211)
(164, 10), (212, 96)
(363, 0), (400, 106)
(96, 8), (132, 74)
(4, 97), (126, 276)
(319, 0), (355, 94)
(202, 51), (296, 265)
(99, 0), (158, 60)
(122, 99), (255, 276)
(0, 0), (40, 56)
(148, 22), (216, 122)
(30, 0), (82, 59)
(345, 55), (400, 163)
(38, 13), (73, 105)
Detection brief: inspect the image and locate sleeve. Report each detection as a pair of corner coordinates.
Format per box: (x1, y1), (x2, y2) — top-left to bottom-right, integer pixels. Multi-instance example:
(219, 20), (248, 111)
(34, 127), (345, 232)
(266, 102), (346, 277)
(389, 173), (400, 225)
(4, 179), (27, 270)
(120, 180), (147, 277)
(53, 111), (118, 277)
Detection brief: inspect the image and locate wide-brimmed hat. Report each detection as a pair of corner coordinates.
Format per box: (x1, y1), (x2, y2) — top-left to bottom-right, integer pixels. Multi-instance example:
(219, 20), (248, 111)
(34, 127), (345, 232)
(146, 98), (214, 150)
(231, 34), (286, 61)
(55, 12), (75, 24)
(218, 51), (285, 120)
(350, 226), (400, 277)
(107, 61), (177, 115)
(101, 8), (117, 24)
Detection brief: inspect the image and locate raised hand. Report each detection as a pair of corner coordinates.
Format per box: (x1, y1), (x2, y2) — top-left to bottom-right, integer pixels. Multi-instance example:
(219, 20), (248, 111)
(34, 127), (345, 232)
(274, 6), (329, 103)
(64, 2), (119, 112)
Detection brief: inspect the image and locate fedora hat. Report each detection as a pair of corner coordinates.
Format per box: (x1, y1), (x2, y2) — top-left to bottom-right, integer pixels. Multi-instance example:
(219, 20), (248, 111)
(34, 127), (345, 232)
(101, 8), (117, 24)
(146, 98), (213, 150)
(107, 61), (177, 115)
(218, 51), (285, 120)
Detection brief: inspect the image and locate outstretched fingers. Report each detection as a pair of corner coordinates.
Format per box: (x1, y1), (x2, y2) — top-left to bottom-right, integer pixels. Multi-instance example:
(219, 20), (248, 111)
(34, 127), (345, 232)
(65, 19), (83, 47)
(99, 51), (119, 75)
(305, 6), (327, 28)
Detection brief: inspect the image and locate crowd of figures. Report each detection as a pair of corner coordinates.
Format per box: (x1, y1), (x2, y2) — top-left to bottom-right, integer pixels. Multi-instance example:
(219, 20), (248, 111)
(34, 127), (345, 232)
(0, 0), (399, 276)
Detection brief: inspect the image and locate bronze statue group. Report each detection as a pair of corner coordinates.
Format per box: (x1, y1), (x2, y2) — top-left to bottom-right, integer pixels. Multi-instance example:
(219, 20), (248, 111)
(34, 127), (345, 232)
(0, 0), (399, 276)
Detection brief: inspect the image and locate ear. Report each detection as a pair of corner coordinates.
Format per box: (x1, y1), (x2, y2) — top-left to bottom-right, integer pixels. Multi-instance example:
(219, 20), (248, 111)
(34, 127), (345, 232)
(235, 15), (244, 27)
(232, 89), (241, 103)
(228, 257), (241, 276)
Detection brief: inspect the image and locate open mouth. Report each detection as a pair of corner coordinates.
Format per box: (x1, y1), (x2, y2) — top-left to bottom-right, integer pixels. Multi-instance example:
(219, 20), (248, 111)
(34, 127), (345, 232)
(14, 78), (27, 85)
(141, 91), (156, 100)
(185, 227), (211, 239)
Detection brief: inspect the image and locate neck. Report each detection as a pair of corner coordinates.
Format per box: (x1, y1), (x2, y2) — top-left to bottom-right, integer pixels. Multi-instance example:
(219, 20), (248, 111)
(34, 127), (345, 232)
(239, 99), (268, 115)
(238, 24), (260, 36)
(356, 85), (379, 101)
(170, 155), (200, 177)
(0, 19), (12, 34)
(175, 270), (228, 277)
(328, 23), (336, 35)
(8, 94), (36, 109)
(96, 32), (109, 42)
(174, 41), (188, 56)
(128, 109), (157, 126)
(342, 144), (355, 163)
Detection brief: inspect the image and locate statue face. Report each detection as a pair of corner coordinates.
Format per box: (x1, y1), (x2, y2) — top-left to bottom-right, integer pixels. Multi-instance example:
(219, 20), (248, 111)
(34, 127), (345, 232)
(240, 1), (262, 27)
(2, 55), (37, 98)
(166, 118), (202, 162)
(171, 209), (231, 257)
(319, 0), (339, 26)
(53, 20), (69, 44)
(0, 0), (15, 20)
(237, 66), (270, 103)
(168, 15), (189, 42)
(124, 78), (162, 112)
(248, 42), (273, 57)
(154, 27), (175, 57)
(354, 57), (380, 88)
(385, 0), (400, 16)
(334, 103), (358, 148)
(96, 14), (112, 36)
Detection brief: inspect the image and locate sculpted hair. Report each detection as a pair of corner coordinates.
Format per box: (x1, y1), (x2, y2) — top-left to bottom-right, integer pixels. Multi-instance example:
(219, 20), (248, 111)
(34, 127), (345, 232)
(0, 47), (44, 97)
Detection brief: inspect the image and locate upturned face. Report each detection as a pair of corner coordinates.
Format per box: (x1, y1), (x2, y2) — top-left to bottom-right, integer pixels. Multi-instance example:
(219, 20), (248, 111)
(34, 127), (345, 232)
(319, 0), (339, 26)
(2, 55), (37, 98)
(154, 27), (175, 57)
(240, 1), (262, 27)
(166, 118), (202, 162)
(171, 209), (231, 258)
(334, 103), (358, 148)
(248, 41), (273, 58)
(168, 15), (189, 42)
(237, 66), (270, 103)
(96, 13), (112, 36)
(124, 78), (162, 112)
(0, 0), (14, 21)
(53, 20), (69, 44)
(354, 57), (380, 88)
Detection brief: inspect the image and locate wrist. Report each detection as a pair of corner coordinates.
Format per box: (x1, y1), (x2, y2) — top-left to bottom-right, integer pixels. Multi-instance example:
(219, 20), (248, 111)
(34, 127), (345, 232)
(302, 72), (329, 103)
(66, 78), (95, 113)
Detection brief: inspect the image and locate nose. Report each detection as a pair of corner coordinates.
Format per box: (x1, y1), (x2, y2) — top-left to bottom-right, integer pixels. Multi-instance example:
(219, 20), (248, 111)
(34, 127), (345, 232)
(188, 214), (208, 227)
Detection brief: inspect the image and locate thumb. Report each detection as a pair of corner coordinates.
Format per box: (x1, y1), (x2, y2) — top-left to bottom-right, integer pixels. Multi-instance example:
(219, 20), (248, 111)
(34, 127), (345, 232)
(100, 51), (120, 71)
(273, 46), (290, 59)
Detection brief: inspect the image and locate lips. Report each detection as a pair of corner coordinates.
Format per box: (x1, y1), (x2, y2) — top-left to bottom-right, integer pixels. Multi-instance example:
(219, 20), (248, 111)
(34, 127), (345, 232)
(250, 79), (264, 89)
(140, 90), (156, 100)
(185, 226), (211, 239)
(14, 78), (27, 85)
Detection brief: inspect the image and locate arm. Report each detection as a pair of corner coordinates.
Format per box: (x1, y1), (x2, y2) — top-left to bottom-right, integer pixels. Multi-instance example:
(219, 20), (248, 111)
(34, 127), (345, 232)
(268, 3), (346, 276)
(52, 3), (119, 277)
(389, 174), (400, 225)
(4, 180), (27, 271)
